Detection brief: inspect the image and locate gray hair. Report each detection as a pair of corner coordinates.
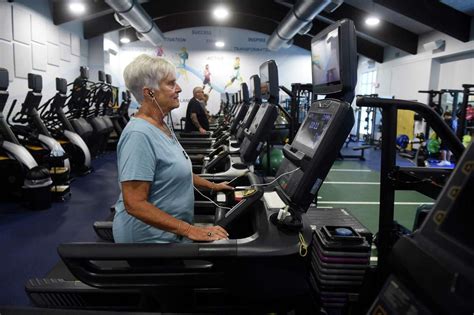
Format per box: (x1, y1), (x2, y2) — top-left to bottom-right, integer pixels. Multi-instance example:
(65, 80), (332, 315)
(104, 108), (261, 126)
(193, 86), (203, 96)
(123, 54), (176, 103)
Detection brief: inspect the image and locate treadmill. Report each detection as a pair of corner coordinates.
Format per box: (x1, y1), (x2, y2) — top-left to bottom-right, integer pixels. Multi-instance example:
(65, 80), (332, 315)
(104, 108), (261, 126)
(25, 19), (358, 313)
(369, 142), (474, 314)
(200, 61), (279, 177)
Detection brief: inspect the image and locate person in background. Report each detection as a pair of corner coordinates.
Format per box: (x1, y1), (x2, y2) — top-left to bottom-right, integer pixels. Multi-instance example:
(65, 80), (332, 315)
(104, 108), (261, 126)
(437, 111), (454, 166)
(185, 87), (209, 134)
(113, 54), (232, 244)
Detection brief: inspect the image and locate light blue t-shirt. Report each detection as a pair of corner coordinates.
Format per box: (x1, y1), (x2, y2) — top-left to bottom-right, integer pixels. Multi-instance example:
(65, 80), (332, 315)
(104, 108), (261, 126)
(113, 117), (194, 243)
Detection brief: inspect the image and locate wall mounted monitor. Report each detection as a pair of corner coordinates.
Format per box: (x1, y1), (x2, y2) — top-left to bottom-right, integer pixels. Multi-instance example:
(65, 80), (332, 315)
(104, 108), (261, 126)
(248, 75), (261, 101)
(259, 60), (279, 103)
(241, 83), (249, 103)
(311, 19), (357, 96)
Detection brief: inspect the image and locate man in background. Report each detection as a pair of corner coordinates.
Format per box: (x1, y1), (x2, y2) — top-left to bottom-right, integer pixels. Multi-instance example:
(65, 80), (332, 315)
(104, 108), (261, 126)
(185, 87), (209, 134)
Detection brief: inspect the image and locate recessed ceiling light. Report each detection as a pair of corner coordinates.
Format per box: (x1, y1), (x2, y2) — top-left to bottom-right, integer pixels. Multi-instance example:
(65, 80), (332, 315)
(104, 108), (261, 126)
(69, 2), (86, 14)
(365, 17), (380, 26)
(215, 41), (225, 48)
(213, 7), (229, 20)
(120, 37), (130, 44)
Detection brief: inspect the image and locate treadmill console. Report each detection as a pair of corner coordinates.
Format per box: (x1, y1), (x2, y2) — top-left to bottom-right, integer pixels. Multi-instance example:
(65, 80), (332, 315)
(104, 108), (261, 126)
(217, 187), (264, 228)
(236, 75), (261, 142)
(371, 143), (474, 314)
(276, 99), (354, 213)
(239, 61), (279, 164)
(229, 83), (250, 134)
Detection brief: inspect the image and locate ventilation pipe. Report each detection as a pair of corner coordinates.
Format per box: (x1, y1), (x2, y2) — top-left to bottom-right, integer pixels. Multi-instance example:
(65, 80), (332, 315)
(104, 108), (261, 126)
(267, 0), (333, 51)
(105, 0), (164, 46)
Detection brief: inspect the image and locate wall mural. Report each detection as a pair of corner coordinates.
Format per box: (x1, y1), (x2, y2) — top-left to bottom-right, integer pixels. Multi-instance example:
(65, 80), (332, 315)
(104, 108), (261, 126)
(116, 26), (312, 124)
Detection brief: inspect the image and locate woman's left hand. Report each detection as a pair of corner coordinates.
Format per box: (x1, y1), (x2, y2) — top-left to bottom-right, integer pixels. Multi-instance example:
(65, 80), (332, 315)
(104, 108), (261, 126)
(213, 181), (234, 192)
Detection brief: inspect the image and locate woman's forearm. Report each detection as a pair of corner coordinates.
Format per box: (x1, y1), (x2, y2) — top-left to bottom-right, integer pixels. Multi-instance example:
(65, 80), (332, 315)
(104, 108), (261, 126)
(192, 173), (215, 190)
(125, 200), (191, 236)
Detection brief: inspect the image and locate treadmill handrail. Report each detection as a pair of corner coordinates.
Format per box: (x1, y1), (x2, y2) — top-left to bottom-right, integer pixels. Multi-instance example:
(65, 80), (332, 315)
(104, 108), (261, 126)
(58, 242), (238, 260)
(356, 96), (464, 159)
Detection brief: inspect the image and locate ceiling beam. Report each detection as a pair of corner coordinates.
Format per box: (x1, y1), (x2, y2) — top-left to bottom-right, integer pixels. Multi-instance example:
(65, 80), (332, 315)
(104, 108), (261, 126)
(84, 0), (385, 62)
(374, 0), (471, 42)
(84, 0), (289, 39)
(356, 37), (384, 63)
(322, 3), (418, 54)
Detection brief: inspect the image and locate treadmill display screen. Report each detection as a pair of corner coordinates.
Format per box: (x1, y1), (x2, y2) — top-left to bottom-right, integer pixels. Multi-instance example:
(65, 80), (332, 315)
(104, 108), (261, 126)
(312, 28), (341, 88)
(249, 79), (254, 98)
(249, 104), (267, 134)
(294, 112), (332, 152)
(242, 103), (255, 124)
(260, 64), (270, 102)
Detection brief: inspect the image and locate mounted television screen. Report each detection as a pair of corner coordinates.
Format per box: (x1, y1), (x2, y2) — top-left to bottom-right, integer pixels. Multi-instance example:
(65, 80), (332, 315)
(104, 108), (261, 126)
(311, 19), (357, 96)
(311, 28), (341, 88)
(248, 75), (261, 100)
(259, 60), (278, 103)
(260, 63), (269, 101)
(241, 83), (249, 103)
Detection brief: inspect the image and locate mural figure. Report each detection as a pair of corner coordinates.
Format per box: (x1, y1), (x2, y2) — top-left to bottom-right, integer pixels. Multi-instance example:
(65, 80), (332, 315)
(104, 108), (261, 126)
(155, 45), (165, 57)
(177, 47), (189, 81)
(224, 57), (243, 90)
(202, 64), (213, 93)
(178, 47), (189, 66)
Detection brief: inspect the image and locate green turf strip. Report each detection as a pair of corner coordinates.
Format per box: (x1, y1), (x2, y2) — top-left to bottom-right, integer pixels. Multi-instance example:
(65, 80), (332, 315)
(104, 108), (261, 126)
(320, 204), (428, 234)
(319, 163), (435, 233)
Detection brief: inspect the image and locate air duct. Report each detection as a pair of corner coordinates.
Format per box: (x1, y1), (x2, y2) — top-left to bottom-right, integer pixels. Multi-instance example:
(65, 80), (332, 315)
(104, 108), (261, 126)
(268, 0), (333, 51)
(105, 0), (164, 47)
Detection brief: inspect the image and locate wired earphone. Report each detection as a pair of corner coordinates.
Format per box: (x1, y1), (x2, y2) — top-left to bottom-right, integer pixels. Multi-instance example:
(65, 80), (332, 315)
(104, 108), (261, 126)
(147, 89), (188, 160)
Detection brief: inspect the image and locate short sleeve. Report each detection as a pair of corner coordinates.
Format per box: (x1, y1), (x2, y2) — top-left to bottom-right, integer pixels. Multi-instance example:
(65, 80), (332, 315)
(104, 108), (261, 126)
(117, 131), (157, 182)
(189, 100), (201, 115)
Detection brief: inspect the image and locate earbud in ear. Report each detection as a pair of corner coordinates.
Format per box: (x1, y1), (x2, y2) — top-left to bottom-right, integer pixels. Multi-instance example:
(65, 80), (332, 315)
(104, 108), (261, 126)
(148, 90), (155, 98)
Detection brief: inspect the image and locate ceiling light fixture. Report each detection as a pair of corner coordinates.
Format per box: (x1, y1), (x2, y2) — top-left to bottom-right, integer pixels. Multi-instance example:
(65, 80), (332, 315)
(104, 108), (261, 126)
(365, 16), (380, 26)
(69, 2), (86, 14)
(120, 37), (130, 44)
(215, 41), (225, 48)
(213, 7), (229, 20)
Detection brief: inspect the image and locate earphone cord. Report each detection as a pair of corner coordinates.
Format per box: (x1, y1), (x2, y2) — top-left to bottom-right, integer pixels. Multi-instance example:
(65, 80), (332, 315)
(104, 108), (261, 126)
(151, 95), (176, 139)
(193, 186), (232, 210)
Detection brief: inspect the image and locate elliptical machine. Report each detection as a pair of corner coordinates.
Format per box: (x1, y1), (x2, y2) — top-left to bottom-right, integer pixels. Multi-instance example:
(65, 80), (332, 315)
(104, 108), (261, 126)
(65, 67), (112, 158)
(39, 77), (92, 176)
(0, 68), (53, 209)
(6, 73), (71, 200)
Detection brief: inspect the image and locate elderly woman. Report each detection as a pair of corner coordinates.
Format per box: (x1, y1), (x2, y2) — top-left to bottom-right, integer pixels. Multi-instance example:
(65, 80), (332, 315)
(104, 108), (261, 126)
(113, 54), (231, 243)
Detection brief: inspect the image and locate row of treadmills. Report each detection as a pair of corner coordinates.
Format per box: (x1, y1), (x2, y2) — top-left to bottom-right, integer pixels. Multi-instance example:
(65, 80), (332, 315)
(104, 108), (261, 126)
(18, 19), (474, 314)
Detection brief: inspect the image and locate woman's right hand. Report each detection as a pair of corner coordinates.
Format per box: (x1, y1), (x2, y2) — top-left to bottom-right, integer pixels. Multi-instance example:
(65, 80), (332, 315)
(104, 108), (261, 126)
(186, 225), (229, 241)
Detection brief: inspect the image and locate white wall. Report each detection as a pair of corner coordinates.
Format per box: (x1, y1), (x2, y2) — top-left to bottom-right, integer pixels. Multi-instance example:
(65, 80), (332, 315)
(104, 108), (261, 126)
(437, 52), (474, 90)
(115, 26), (312, 124)
(0, 0), (88, 106)
(374, 30), (474, 103)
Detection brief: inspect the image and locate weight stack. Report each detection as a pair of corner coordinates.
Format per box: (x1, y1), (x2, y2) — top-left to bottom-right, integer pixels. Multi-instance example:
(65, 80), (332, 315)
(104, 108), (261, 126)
(309, 225), (371, 313)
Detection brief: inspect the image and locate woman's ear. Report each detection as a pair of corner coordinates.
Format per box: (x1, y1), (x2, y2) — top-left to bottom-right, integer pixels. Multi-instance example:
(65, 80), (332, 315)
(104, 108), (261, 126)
(143, 88), (154, 98)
